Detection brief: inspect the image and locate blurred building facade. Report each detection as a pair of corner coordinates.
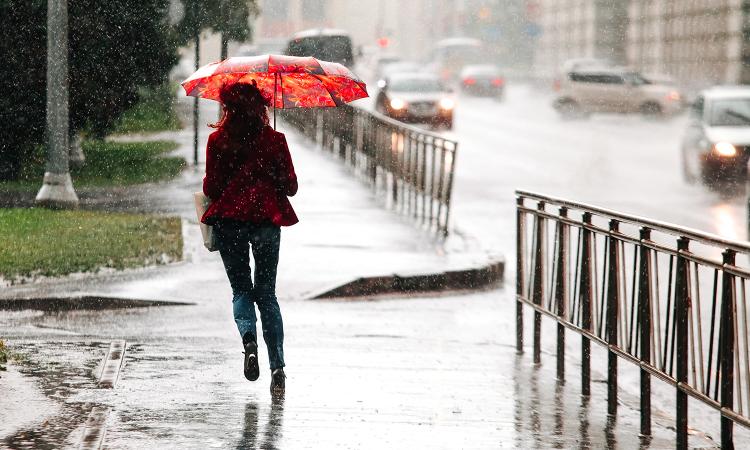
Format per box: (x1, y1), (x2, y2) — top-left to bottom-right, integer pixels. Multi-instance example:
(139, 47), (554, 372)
(253, 0), (456, 61)
(627, 0), (749, 90)
(534, 0), (750, 89)
(533, 0), (628, 77)
(253, 0), (535, 68)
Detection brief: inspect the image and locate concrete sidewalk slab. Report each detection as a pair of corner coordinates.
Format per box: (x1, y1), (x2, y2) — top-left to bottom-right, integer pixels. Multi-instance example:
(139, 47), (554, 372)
(0, 289), (718, 449)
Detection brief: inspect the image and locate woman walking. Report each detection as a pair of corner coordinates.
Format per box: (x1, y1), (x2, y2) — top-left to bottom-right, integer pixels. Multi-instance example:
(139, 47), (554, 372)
(201, 82), (298, 396)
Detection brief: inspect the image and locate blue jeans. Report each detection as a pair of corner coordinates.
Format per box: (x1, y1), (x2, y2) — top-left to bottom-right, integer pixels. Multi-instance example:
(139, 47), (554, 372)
(214, 220), (285, 370)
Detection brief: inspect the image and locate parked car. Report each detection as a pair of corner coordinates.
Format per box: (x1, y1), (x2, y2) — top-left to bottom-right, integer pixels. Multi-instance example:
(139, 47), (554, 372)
(553, 68), (682, 119)
(375, 72), (455, 129)
(681, 87), (750, 184)
(459, 65), (505, 98)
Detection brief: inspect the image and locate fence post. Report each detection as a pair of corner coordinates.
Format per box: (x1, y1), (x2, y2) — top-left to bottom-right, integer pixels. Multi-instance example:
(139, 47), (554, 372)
(720, 249), (736, 450)
(555, 207), (569, 381)
(638, 227), (652, 436)
(606, 220), (620, 416)
(516, 196), (526, 354)
(580, 212), (594, 396)
(675, 237), (690, 449)
(442, 145), (456, 239)
(532, 201), (546, 365)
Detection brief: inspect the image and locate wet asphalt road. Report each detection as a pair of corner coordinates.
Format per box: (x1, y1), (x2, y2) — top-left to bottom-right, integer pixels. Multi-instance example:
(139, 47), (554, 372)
(358, 83), (749, 255)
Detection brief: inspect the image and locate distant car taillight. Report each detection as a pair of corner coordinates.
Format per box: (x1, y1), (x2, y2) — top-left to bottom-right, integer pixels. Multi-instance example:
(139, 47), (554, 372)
(553, 78), (561, 92)
(492, 78), (504, 87)
(464, 77), (476, 85)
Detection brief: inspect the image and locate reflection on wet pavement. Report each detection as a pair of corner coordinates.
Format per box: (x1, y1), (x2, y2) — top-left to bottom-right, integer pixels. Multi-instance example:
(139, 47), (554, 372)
(0, 291), (722, 448)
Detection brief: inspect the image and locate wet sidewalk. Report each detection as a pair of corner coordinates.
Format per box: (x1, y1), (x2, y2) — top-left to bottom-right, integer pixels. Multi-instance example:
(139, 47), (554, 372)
(1, 289), (717, 449)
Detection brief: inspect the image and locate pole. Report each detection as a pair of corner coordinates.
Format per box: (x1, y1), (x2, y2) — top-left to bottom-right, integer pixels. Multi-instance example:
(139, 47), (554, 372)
(273, 73), (278, 129)
(36, 0), (78, 208)
(217, 0), (229, 121)
(193, 29), (200, 166)
(516, 196), (525, 353)
(675, 237), (690, 449)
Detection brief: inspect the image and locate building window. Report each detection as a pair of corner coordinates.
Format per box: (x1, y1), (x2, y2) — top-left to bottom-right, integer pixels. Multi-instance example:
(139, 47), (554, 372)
(302, 0), (326, 22)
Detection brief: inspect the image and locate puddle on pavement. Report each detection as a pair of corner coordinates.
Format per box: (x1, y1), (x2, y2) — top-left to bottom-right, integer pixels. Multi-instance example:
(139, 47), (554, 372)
(0, 296), (193, 312)
(1, 341), (107, 449)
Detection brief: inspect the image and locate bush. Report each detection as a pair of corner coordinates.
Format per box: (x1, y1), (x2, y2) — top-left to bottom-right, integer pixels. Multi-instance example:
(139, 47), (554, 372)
(6, 140), (184, 190)
(0, 0), (179, 181)
(113, 83), (183, 134)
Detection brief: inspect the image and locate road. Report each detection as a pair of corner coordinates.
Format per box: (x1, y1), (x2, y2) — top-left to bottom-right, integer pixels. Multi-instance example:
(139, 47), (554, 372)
(357, 83), (748, 257)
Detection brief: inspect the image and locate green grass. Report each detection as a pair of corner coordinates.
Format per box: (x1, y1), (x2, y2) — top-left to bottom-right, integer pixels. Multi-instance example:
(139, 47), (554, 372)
(113, 83), (182, 134)
(0, 340), (7, 371)
(1, 140), (185, 191)
(0, 208), (183, 280)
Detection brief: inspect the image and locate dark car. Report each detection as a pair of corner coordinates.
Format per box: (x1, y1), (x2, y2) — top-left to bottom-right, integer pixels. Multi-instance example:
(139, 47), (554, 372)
(375, 73), (455, 129)
(285, 28), (354, 67)
(459, 65), (505, 98)
(681, 87), (750, 185)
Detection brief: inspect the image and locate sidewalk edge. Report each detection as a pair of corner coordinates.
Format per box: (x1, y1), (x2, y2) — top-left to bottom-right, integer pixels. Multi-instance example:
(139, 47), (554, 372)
(309, 258), (505, 299)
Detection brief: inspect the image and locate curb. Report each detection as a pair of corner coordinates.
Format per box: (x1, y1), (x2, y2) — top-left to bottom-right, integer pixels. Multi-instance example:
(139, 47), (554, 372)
(310, 258), (505, 299)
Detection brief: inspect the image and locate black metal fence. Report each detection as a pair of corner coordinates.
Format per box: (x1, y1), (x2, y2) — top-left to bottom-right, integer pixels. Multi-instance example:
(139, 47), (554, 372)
(281, 105), (457, 237)
(516, 190), (750, 449)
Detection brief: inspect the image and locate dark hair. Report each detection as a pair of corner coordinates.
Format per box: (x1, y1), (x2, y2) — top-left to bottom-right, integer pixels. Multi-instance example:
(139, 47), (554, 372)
(210, 81), (270, 138)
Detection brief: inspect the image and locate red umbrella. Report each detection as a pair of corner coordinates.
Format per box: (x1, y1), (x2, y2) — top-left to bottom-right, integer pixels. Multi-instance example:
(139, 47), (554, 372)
(181, 54), (368, 126)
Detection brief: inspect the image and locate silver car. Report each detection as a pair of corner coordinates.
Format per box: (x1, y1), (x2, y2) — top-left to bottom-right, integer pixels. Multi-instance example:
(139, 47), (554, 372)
(554, 68), (682, 119)
(682, 87), (750, 184)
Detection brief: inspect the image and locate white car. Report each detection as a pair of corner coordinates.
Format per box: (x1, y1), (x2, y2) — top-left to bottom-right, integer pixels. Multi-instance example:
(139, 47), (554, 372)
(553, 68), (682, 119)
(681, 87), (750, 184)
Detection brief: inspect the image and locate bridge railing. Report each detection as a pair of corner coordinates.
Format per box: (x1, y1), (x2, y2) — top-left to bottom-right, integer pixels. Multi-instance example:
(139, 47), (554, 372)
(516, 190), (750, 449)
(282, 105), (457, 237)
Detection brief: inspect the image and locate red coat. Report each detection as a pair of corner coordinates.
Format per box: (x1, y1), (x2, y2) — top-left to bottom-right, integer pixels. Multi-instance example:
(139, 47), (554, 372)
(201, 126), (298, 227)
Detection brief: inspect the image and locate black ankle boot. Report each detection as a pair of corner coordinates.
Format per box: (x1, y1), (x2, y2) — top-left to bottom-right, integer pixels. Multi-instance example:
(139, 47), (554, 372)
(270, 368), (285, 396)
(243, 340), (259, 381)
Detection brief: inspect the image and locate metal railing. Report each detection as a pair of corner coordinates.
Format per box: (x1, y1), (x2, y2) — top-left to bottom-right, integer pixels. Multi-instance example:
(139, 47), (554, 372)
(516, 190), (750, 449)
(282, 105), (457, 237)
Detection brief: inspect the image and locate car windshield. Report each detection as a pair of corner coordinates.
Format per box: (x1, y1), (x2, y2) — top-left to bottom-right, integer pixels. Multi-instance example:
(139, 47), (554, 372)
(710, 99), (750, 126)
(389, 77), (444, 92)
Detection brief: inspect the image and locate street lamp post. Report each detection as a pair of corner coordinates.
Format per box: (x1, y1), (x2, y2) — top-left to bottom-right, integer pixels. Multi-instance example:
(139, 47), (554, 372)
(36, 0), (79, 208)
(193, 29), (200, 167)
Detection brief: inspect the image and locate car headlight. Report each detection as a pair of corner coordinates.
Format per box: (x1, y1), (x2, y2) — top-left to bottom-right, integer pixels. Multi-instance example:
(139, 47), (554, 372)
(390, 98), (406, 110)
(713, 142), (738, 157)
(439, 98), (455, 110)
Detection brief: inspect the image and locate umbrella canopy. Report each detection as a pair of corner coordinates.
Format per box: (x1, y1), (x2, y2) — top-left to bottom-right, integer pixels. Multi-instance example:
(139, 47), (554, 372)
(181, 54), (368, 108)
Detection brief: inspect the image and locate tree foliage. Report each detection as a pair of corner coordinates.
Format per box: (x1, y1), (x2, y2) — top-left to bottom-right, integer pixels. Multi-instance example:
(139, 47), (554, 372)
(0, 0), (179, 180)
(0, 0), (259, 181)
(176, 0), (259, 44)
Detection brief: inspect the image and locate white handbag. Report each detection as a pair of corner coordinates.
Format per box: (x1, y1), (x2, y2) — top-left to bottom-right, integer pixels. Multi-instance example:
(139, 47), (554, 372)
(193, 192), (218, 252)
